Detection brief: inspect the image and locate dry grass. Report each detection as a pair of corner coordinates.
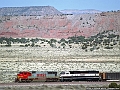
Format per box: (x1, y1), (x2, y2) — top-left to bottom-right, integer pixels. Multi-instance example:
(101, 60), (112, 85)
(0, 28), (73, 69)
(0, 46), (120, 62)
(0, 46), (120, 83)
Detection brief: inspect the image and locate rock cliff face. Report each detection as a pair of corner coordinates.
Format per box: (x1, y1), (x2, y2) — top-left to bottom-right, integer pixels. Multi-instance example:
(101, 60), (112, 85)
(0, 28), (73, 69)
(0, 6), (62, 16)
(0, 6), (120, 38)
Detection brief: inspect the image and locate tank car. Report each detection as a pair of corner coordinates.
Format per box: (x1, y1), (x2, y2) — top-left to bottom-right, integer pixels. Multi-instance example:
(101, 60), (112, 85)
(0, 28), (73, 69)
(15, 71), (59, 82)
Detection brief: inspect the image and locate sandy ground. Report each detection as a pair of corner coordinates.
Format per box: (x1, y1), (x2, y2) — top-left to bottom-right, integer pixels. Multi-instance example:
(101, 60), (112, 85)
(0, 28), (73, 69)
(0, 85), (119, 90)
(0, 85), (86, 90)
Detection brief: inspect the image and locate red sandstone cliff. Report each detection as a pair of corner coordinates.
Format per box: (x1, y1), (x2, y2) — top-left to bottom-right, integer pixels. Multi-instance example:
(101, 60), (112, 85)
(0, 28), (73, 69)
(0, 11), (120, 38)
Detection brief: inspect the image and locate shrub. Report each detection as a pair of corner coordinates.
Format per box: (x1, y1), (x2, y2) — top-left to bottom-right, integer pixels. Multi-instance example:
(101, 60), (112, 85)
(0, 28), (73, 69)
(117, 84), (120, 89)
(90, 48), (94, 51)
(5, 44), (11, 47)
(20, 45), (24, 47)
(82, 44), (87, 49)
(109, 83), (118, 88)
(104, 46), (113, 49)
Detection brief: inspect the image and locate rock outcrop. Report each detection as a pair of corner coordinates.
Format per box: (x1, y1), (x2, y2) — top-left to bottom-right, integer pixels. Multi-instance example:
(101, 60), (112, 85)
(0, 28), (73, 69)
(0, 6), (62, 16)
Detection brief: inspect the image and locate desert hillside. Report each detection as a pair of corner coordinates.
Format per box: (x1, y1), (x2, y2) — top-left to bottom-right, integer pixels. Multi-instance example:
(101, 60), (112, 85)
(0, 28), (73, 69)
(0, 7), (120, 38)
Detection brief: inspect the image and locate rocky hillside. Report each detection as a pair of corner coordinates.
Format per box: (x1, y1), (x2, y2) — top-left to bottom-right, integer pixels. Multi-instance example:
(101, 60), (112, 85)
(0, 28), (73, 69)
(0, 6), (120, 38)
(0, 6), (62, 16)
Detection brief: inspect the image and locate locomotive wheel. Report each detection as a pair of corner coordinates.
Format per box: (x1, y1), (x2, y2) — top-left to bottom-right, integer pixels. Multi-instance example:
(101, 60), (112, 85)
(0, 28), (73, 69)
(26, 80), (31, 83)
(69, 79), (72, 82)
(55, 78), (59, 82)
(60, 78), (64, 82)
(15, 78), (18, 82)
(18, 78), (22, 83)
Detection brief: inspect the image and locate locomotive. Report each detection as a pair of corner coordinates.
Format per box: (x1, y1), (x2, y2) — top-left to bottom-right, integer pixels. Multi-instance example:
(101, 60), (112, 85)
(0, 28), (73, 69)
(15, 71), (120, 82)
(15, 71), (59, 82)
(59, 71), (100, 82)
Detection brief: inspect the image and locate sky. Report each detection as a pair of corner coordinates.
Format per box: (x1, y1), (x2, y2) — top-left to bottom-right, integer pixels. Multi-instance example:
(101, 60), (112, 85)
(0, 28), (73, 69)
(0, 0), (120, 11)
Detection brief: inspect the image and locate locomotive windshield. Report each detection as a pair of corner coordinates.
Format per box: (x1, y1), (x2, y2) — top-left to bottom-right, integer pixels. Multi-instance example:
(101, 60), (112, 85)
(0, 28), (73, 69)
(60, 71), (65, 74)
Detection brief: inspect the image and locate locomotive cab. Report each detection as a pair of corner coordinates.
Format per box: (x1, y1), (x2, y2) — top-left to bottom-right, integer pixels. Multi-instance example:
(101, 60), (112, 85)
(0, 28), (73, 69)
(15, 71), (32, 82)
(59, 71), (71, 82)
(60, 71), (70, 75)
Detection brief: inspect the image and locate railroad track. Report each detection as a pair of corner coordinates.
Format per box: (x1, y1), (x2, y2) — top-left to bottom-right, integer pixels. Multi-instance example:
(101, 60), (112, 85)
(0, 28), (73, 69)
(0, 81), (120, 87)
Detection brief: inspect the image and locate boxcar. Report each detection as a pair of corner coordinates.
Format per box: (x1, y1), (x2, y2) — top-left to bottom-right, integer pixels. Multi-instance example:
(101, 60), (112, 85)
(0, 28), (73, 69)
(100, 72), (120, 81)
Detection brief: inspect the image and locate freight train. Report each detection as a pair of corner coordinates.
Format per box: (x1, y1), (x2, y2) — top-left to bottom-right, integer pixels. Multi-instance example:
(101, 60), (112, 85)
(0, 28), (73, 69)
(15, 71), (120, 83)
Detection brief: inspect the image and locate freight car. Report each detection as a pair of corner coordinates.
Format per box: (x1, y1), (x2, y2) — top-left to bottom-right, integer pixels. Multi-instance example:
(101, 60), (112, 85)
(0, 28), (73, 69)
(59, 71), (100, 82)
(15, 71), (59, 82)
(100, 72), (120, 81)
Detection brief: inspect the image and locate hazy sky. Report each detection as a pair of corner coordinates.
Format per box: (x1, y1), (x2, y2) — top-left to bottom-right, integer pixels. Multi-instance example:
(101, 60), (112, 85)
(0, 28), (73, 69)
(0, 0), (120, 11)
